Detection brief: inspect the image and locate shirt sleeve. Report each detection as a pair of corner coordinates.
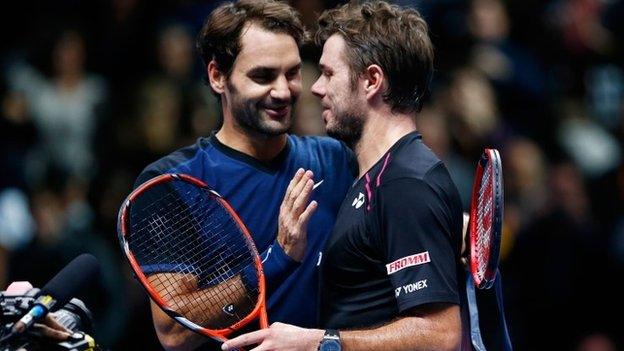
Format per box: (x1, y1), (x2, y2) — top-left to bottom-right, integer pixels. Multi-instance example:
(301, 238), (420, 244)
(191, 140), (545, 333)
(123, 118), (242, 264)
(6, 63), (46, 100)
(257, 240), (300, 296)
(372, 175), (460, 313)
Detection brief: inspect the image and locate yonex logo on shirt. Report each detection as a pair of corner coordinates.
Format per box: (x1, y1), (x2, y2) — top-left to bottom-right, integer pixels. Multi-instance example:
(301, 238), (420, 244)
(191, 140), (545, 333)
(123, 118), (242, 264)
(395, 279), (428, 297)
(352, 192), (365, 209)
(386, 251), (430, 275)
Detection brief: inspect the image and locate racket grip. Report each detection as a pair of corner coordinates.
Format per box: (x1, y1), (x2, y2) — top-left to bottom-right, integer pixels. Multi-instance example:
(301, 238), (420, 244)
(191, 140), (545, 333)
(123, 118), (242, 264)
(494, 270), (513, 351)
(466, 271), (487, 351)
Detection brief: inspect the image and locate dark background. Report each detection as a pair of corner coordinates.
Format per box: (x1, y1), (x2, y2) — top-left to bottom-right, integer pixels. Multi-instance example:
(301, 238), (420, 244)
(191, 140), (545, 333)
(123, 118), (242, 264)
(1, 0), (623, 350)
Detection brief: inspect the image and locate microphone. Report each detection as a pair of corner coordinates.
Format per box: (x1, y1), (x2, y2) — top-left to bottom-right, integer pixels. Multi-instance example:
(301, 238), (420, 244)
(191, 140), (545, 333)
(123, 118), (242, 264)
(10, 253), (100, 335)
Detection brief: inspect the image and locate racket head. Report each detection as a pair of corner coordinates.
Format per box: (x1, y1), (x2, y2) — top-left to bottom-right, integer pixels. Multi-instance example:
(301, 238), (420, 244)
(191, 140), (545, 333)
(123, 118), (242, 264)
(117, 173), (268, 340)
(469, 149), (504, 289)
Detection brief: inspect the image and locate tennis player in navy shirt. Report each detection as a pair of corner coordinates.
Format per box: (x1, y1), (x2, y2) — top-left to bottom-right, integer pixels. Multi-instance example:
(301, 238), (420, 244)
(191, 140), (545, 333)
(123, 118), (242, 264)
(134, 1), (354, 350)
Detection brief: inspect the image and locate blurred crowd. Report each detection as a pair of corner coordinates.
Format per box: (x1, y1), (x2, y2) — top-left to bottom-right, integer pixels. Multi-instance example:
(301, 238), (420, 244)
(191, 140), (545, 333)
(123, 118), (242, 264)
(0, 0), (623, 350)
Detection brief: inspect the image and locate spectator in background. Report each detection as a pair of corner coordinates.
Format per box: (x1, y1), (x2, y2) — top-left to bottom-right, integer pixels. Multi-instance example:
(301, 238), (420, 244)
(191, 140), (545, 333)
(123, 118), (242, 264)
(128, 23), (220, 168)
(557, 100), (621, 179)
(0, 88), (38, 190)
(418, 105), (474, 209)
(467, 0), (548, 140)
(154, 23), (220, 141)
(6, 30), (107, 183)
(440, 67), (502, 158)
(502, 137), (548, 250)
(575, 333), (617, 351)
(0, 188), (35, 288)
(506, 161), (610, 350)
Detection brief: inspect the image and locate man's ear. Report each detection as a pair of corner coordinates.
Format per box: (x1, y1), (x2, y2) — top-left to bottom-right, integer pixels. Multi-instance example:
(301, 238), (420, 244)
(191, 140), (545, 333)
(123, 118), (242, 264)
(363, 64), (385, 100)
(208, 60), (225, 94)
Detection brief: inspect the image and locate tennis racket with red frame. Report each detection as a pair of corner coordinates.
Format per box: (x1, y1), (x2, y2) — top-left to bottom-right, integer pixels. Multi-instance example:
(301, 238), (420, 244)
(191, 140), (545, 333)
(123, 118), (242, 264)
(465, 148), (512, 351)
(469, 148), (503, 289)
(117, 173), (268, 345)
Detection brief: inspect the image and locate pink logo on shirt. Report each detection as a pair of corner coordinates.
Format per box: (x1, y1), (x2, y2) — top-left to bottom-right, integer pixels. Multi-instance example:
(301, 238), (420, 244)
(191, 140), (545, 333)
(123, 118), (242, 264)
(386, 251), (430, 275)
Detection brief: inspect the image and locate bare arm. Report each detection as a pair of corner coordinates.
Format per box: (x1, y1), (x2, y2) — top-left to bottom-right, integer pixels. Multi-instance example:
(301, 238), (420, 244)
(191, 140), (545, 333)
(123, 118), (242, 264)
(222, 303), (461, 351)
(340, 303), (461, 351)
(151, 300), (208, 351)
(149, 273), (248, 351)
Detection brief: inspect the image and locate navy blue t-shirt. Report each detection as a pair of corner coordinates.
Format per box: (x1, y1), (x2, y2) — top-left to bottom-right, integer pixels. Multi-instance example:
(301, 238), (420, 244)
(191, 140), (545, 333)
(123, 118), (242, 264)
(135, 133), (354, 336)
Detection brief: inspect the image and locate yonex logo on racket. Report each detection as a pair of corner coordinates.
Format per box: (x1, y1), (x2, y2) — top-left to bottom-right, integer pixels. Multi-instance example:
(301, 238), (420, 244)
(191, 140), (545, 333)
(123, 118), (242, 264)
(222, 304), (236, 316)
(386, 251), (430, 275)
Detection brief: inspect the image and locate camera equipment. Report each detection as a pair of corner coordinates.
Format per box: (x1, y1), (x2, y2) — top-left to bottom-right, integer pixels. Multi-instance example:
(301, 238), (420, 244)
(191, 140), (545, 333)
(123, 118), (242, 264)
(0, 254), (101, 351)
(0, 287), (99, 351)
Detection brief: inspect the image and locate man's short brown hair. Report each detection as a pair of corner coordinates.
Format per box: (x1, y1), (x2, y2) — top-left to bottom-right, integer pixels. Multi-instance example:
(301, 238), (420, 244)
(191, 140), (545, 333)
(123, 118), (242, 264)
(315, 1), (434, 113)
(197, 0), (308, 84)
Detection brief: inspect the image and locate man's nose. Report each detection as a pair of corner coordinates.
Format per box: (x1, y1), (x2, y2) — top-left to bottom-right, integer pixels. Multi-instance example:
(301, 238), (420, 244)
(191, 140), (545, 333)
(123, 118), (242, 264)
(270, 76), (291, 101)
(311, 76), (324, 98)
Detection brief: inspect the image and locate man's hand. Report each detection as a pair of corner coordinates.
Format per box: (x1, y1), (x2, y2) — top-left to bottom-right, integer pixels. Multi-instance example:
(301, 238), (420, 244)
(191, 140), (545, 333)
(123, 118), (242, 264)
(221, 322), (324, 351)
(278, 168), (318, 262)
(4, 282), (71, 341)
(33, 313), (72, 340)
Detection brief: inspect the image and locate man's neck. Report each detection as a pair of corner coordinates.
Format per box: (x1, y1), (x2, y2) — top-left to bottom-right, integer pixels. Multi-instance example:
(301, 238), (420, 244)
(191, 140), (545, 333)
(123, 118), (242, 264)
(216, 119), (288, 162)
(354, 108), (417, 178)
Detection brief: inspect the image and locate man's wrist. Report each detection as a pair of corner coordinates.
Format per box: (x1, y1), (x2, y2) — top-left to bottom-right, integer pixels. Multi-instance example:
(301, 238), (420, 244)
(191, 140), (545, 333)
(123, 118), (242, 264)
(318, 329), (341, 351)
(307, 329), (326, 351)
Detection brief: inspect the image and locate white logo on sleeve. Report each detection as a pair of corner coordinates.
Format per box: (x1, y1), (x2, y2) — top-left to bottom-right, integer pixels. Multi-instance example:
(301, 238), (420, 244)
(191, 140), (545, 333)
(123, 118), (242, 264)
(352, 192), (365, 209)
(313, 180), (324, 189)
(386, 251), (430, 275)
(395, 279), (428, 297)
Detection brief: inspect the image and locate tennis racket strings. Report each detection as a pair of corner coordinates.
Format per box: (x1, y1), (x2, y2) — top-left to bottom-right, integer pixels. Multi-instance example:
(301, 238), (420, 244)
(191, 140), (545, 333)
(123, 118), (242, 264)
(124, 177), (260, 330)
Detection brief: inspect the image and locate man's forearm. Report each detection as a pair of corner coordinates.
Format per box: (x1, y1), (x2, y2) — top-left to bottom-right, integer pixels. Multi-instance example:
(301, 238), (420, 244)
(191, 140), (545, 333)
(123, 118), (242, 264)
(340, 304), (461, 351)
(151, 301), (209, 351)
(148, 273), (248, 351)
(222, 303), (461, 351)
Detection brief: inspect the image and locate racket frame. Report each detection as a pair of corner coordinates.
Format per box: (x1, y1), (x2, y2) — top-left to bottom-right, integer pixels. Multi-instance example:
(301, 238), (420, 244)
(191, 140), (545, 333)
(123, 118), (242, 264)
(469, 148), (504, 289)
(117, 173), (268, 341)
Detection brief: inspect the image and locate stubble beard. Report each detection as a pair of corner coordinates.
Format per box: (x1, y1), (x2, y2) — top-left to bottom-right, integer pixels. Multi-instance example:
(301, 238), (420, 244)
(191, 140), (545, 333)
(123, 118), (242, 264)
(227, 80), (295, 137)
(326, 105), (366, 149)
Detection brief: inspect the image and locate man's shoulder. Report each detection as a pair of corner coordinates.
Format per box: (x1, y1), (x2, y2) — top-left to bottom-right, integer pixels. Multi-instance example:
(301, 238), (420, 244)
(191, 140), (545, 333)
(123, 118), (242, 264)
(288, 134), (356, 177)
(134, 138), (208, 188)
(288, 134), (347, 153)
(383, 136), (443, 183)
(377, 137), (461, 213)
(288, 134), (354, 164)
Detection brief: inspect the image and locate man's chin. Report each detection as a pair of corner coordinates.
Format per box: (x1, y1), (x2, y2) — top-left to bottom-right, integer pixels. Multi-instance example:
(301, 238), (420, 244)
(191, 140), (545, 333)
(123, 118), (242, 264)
(257, 120), (291, 136)
(326, 126), (361, 148)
